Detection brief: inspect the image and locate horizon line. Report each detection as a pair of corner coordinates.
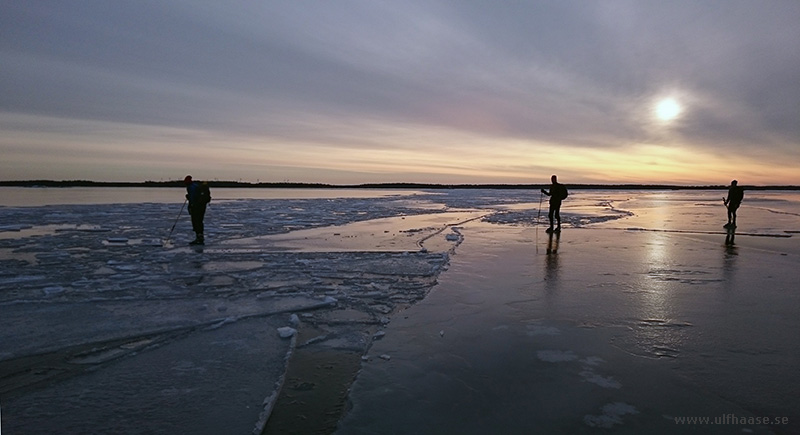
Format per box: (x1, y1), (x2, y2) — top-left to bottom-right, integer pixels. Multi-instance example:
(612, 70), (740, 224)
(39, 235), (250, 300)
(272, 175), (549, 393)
(1, 180), (799, 190)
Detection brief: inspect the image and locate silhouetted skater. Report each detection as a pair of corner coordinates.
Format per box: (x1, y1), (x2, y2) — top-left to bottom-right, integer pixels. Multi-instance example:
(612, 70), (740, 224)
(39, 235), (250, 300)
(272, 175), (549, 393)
(184, 175), (211, 245)
(723, 180), (744, 229)
(541, 175), (568, 233)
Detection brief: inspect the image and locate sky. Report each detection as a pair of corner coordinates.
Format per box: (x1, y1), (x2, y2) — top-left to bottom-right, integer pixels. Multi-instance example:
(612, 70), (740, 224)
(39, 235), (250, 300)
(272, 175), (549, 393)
(1, 1), (799, 185)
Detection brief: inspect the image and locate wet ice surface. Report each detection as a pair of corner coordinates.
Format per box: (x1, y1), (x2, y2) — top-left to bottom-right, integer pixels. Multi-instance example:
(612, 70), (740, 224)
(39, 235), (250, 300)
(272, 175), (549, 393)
(338, 191), (800, 435)
(1, 189), (798, 434)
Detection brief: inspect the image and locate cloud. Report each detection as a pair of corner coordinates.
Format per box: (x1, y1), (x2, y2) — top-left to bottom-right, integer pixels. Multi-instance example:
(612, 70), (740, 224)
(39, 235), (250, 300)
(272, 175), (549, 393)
(1, 1), (798, 183)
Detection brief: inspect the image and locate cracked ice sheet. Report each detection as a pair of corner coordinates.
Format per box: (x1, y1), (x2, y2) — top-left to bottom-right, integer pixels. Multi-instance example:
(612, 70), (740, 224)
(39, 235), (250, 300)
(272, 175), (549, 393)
(222, 210), (486, 252)
(0, 294), (330, 360)
(0, 194), (460, 433)
(3, 316), (293, 435)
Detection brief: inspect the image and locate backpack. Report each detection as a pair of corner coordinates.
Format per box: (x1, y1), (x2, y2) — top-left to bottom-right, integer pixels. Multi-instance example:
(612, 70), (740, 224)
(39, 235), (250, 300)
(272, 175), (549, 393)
(198, 182), (211, 205)
(557, 184), (568, 201)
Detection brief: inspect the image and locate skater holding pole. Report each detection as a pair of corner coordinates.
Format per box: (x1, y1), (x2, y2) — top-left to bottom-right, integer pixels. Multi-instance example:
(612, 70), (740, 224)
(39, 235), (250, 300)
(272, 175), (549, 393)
(541, 175), (568, 233)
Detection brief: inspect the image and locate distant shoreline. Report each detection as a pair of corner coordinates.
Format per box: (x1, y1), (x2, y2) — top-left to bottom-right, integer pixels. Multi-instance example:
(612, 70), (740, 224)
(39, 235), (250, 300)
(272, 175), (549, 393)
(0, 180), (798, 191)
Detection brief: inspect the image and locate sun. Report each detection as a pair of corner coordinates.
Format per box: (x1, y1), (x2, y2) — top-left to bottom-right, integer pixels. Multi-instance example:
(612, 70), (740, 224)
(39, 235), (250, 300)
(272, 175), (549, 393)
(655, 98), (682, 122)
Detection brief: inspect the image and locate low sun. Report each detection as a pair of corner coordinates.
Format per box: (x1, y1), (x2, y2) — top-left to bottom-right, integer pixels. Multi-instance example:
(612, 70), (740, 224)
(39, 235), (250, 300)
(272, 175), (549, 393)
(655, 98), (682, 122)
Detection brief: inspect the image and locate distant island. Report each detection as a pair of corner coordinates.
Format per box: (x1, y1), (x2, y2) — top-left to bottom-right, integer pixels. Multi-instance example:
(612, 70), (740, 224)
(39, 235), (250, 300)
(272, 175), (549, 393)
(1, 180), (798, 190)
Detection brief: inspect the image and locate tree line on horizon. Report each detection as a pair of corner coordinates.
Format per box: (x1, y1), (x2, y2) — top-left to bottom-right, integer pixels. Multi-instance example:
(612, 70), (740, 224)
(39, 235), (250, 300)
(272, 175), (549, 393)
(1, 180), (798, 190)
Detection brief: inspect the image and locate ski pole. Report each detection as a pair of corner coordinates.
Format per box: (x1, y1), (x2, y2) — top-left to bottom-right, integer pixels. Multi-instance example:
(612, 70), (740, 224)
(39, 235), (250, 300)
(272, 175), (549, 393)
(165, 199), (187, 244)
(537, 190), (544, 227)
(535, 190), (543, 251)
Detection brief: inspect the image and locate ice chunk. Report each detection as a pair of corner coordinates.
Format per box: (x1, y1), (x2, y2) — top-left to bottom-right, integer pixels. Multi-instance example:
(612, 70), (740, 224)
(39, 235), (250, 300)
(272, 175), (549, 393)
(277, 327), (297, 339)
(42, 286), (66, 296)
(206, 317), (237, 330)
(369, 282), (390, 292)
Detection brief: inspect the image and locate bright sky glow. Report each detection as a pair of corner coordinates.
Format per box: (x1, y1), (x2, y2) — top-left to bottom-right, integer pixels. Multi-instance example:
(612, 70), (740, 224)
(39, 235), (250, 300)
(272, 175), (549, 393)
(1, 2), (799, 185)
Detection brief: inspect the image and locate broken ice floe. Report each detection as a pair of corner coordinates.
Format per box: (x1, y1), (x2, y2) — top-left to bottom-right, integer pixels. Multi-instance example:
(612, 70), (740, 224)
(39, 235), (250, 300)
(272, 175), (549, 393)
(42, 286), (66, 296)
(0, 198), (457, 395)
(207, 317), (237, 330)
(483, 209), (630, 227)
(277, 327), (297, 339)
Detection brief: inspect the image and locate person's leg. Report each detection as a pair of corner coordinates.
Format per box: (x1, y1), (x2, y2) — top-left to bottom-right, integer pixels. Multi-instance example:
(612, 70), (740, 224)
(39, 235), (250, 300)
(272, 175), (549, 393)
(189, 206), (205, 244)
(731, 204), (738, 227)
(197, 205), (205, 234)
(554, 203), (562, 228)
(195, 205), (206, 243)
(548, 204), (555, 230)
(189, 207), (199, 234)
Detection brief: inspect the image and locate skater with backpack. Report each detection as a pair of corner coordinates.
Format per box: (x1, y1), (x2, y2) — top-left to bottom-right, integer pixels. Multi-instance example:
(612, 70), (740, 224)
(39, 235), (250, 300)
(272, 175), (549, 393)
(184, 175), (211, 245)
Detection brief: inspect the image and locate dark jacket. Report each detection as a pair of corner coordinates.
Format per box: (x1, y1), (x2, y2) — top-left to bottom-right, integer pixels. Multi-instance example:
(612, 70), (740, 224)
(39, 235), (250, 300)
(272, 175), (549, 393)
(186, 182), (211, 207)
(727, 185), (744, 206)
(544, 183), (568, 203)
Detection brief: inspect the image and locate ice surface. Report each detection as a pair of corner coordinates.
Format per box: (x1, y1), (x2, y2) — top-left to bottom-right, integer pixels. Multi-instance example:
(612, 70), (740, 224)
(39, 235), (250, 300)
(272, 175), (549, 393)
(0, 192), (466, 432)
(537, 350), (579, 362)
(584, 402), (639, 428)
(2, 189), (798, 433)
(337, 190), (800, 434)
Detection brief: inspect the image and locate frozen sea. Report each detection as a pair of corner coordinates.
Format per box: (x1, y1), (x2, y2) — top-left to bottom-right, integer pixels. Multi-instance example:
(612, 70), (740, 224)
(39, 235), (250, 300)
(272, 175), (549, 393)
(1, 187), (798, 434)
